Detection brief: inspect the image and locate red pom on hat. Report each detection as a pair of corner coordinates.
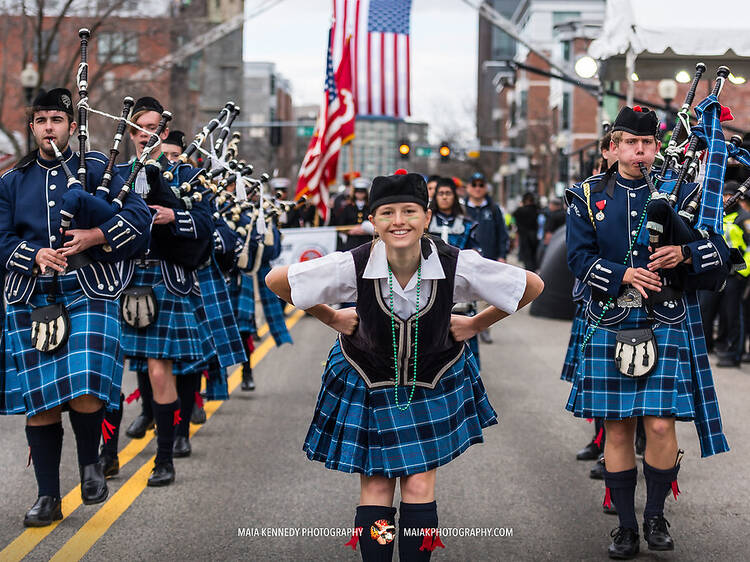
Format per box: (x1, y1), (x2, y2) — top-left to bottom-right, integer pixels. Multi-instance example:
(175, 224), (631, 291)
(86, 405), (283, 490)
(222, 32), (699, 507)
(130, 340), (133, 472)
(394, 168), (408, 175)
(633, 105), (642, 112)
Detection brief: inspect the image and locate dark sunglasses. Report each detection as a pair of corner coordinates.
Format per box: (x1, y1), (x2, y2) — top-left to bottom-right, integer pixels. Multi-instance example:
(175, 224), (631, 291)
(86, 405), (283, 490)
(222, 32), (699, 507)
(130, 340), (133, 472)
(470, 182), (485, 187)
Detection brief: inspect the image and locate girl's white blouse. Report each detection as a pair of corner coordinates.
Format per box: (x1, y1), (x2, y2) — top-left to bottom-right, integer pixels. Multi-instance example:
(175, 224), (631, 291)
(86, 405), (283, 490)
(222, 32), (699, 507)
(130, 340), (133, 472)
(288, 239), (527, 320)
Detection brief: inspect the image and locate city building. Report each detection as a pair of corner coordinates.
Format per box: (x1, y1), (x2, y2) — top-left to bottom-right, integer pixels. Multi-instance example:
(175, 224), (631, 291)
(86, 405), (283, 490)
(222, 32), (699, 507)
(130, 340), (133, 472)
(0, 0), (244, 166)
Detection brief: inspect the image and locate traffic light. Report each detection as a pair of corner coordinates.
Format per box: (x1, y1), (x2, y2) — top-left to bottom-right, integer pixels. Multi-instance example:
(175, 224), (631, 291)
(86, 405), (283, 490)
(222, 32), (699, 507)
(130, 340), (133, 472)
(398, 139), (411, 160)
(439, 142), (451, 162)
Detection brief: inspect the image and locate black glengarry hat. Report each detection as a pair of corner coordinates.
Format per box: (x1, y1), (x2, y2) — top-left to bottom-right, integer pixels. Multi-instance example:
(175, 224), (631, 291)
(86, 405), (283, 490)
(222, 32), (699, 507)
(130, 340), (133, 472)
(612, 105), (658, 136)
(132, 96), (164, 116)
(370, 169), (428, 212)
(163, 130), (185, 150)
(30, 88), (74, 119)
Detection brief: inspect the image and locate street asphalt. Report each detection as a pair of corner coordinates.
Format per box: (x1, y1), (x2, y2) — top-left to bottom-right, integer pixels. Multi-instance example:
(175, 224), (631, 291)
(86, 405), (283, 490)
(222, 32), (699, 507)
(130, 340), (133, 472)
(0, 308), (748, 561)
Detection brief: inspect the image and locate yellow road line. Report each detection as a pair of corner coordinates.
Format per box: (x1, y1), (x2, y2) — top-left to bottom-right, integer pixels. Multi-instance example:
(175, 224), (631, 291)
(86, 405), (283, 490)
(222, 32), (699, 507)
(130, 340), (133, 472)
(0, 427), (156, 561)
(47, 309), (304, 561)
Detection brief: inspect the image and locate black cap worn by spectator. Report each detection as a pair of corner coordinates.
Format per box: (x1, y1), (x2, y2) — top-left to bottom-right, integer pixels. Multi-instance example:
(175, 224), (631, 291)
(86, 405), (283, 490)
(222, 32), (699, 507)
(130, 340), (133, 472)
(369, 169), (428, 212)
(163, 130), (185, 151)
(612, 105), (658, 136)
(30, 88), (74, 119)
(132, 96), (164, 116)
(470, 172), (485, 183)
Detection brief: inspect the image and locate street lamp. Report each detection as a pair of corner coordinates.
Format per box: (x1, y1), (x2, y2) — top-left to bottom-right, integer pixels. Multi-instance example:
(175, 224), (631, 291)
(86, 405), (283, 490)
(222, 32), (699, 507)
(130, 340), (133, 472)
(20, 63), (39, 153)
(574, 56), (598, 79)
(658, 79), (678, 131)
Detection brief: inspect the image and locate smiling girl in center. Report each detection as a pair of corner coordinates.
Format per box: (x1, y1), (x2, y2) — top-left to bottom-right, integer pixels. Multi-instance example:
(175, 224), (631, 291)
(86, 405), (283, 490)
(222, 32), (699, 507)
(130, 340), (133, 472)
(266, 170), (543, 562)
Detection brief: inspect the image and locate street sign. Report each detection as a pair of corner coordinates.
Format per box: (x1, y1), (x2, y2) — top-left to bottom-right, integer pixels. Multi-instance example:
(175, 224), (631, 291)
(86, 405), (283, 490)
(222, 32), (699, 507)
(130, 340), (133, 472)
(296, 126), (314, 137)
(415, 147), (432, 157)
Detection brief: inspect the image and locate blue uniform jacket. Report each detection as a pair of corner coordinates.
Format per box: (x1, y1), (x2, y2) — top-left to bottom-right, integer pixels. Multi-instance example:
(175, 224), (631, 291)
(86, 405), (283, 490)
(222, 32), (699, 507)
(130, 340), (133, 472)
(115, 158), (214, 295)
(0, 147), (151, 303)
(565, 170), (730, 325)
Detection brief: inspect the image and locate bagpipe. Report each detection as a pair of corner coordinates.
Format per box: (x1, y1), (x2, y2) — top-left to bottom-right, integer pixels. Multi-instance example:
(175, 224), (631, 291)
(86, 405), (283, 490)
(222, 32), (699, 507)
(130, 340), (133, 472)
(641, 63), (743, 292)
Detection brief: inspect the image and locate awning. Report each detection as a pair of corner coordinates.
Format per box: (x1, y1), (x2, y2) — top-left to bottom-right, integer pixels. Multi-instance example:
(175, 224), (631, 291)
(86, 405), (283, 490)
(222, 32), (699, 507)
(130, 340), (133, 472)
(588, 0), (750, 81)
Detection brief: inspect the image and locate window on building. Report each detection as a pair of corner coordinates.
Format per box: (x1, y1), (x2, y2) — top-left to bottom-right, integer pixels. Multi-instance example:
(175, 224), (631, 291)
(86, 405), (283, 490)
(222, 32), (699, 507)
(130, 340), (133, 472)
(561, 40), (571, 62)
(270, 74), (276, 96)
(561, 92), (571, 130)
(552, 11), (581, 25)
(35, 30), (59, 63)
(98, 32), (138, 64)
(520, 90), (528, 120)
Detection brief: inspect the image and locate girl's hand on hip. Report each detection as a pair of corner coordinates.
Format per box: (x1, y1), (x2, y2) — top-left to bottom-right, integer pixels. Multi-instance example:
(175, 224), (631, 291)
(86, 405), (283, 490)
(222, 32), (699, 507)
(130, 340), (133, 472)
(450, 314), (478, 342)
(329, 307), (359, 335)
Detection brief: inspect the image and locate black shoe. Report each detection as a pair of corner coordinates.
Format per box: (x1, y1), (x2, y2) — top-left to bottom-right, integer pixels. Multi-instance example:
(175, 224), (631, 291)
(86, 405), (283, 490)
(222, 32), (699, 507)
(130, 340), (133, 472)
(98, 451), (120, 478)
(80, 463), (109, 505)
(23, 496), (63, 527)
(608, 527), (640, 559)
(147, 463), (175, 487)
(241, 369), (255, 392)
(191, 402), (206, 424)
(590, 455), (605, 480)
(173, 435), (192, 458)
(717, 356), (741, 368)
(125, 414), (154, 438)
(576, 440), (602, 461)
(643, 516), (674, 551)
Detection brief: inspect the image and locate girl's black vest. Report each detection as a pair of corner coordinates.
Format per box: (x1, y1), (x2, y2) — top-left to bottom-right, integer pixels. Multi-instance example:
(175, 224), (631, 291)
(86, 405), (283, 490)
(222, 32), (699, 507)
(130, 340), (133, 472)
(339, 237), (465, 389)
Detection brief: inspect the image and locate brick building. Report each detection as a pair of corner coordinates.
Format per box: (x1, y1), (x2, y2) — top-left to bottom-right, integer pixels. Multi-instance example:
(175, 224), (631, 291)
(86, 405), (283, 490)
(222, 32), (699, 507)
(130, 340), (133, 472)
(0, 0), (244, 167)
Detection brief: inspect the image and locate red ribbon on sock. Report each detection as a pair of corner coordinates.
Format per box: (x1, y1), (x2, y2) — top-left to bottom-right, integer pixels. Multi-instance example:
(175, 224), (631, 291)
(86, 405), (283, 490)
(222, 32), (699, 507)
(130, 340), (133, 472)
(246, 335), (255, 353)
(419, 529), (446, 552)
(586, 418), (594, 423)
(173, 410), (182, 426)
(671, 480), (681, 500)
(202, 369), (209, 380)
(125, 388), (141, 404)
(344, 527), (362, 549)
(603, 487), (612, 509)
(194, 392), (204, 408)
(593, 426), (604, 448)
(101, 418), (116, 443)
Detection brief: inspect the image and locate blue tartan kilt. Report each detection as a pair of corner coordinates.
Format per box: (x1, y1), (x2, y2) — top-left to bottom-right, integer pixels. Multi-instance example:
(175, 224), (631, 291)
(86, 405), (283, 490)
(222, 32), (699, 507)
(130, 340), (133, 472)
(567, 307), (697, 420)
(229, 272), (256, 335)
(120, 265), (203, 361)
(203, 358), (229, 401)
(304, 339), (497, 478)
(560, 303), (586, 383)
(2, 273), (123, 416)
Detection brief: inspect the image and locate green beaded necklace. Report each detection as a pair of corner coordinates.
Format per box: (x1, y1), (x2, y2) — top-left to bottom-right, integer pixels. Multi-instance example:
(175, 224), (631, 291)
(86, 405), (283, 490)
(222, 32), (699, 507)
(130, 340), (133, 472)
(388, 261), (421, 411)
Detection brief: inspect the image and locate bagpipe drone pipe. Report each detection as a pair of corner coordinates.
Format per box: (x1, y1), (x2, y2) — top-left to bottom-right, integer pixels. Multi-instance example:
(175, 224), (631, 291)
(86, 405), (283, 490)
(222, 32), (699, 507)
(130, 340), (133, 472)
(644, 65), (738, 293)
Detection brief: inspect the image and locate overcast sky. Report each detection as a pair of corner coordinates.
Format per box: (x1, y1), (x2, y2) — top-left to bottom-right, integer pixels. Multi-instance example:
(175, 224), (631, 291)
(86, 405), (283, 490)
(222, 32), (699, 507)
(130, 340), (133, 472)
(243, 0), (479, 140)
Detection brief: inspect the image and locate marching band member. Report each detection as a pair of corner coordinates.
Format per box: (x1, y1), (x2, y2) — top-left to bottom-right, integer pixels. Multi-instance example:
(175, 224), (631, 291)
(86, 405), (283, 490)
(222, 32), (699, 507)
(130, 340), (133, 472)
(565, 106), (730, 559)
(113, 96), (214, 487)
(266, 170), (543, 562)
(0, 88), (151, 526)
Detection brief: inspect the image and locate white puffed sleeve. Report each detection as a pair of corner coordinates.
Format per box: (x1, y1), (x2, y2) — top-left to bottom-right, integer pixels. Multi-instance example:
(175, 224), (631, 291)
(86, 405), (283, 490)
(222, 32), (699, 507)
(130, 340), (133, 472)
(288, 251), (358, 309)
(453, 250), (527, 313)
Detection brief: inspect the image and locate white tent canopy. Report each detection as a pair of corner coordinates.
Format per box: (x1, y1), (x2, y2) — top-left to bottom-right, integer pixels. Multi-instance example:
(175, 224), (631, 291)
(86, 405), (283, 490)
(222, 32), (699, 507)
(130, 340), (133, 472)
(588, 0), (750, 81)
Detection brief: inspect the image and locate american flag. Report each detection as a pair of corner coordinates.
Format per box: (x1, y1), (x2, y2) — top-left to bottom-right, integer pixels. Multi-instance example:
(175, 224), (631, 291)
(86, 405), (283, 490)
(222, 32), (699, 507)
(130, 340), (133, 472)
(332, 0), (413, 118)
(295, 29), (356, 222)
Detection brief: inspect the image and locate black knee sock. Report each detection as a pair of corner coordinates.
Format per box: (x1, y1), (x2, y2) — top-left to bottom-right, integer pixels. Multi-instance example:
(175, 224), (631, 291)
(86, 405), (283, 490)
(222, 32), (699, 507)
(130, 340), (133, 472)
(176, 376), (196, 438)
(604, 468), (638, 531)
(69, 407), (105, 466)
(101, 394), (124, 457)
(643, 460), (680, 519)
(352, 505), (397, 562)
(26, 423), (63, 498)
(153, 399), (179, 466)
(398, 501), (440, 562)
(137, 369), (154, 419)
